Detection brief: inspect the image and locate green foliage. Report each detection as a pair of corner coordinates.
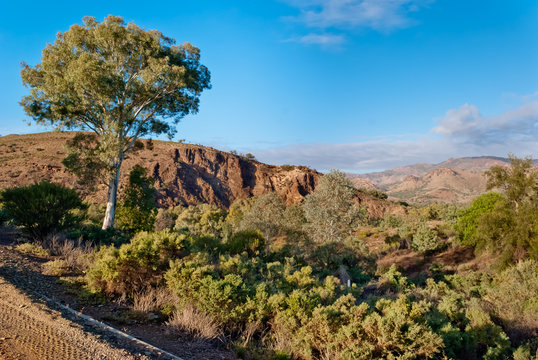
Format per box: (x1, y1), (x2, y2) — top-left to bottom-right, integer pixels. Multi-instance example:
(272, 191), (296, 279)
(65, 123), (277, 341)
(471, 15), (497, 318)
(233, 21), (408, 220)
(240, 193), (285, 242)
(67, 225), (129, 246)
(412, 223), (441, 253)
(15, 243), (52, 256)
(455, 192), (504, 246)
(485, 155), (538, 210)
(62, 133), (108, 190)
(484, 260), (538, 341)
(414, 276), (512, 359)
(308, 238), (375, 282)
(0, 204), (10, 227)
(363, 188), (389, 200)
(303, 170), (366, 243)
(20, 15), (211, 229)
(174, 204), (227, 238)
(86, 230), (189, 295)
(226, 230), (265, 256)
(1, 181), (85, 241)
(116, 165), (157, 234)
(154, 207), (179, 231)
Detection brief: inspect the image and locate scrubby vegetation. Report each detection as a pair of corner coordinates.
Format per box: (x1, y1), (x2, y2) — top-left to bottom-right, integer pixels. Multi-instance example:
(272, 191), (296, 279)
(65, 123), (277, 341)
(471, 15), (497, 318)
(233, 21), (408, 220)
(1, 162), (537, 359)
(0, 181), (85, 241)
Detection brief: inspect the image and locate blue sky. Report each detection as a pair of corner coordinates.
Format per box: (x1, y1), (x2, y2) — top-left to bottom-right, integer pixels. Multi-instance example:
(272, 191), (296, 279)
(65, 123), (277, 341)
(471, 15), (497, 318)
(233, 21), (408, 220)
(0, 0), (537, 172)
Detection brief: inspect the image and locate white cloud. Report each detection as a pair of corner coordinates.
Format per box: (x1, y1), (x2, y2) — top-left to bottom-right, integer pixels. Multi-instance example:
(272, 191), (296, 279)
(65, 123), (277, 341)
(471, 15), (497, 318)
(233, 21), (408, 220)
(249, 99), (538, 172)
(432, 101), (538, 144)
(284, 0), (432, 31)
(297, 33), (346, 45)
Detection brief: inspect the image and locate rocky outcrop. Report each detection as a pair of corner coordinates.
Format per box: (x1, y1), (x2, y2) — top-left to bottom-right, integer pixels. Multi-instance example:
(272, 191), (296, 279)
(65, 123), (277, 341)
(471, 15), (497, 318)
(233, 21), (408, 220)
(0, 132), (319, 208)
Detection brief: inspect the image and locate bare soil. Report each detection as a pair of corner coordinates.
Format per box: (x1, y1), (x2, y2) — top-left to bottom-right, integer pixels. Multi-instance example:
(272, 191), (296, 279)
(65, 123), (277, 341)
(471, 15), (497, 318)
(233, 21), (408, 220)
(0, 228), (237, 360)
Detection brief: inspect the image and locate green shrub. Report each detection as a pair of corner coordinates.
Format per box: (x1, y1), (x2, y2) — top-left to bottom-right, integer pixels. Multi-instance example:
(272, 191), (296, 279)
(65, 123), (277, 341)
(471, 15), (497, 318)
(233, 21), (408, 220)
(174, 204), (227, 238)
(412, 223), (441, 253)
(303, 170), (366, 244)
(116, 165), (157, 234)
(42, 259), (70, 276)
(86, 230), (189, 295)
(225, 229), (265, 256)
(15, 242), (51, 256)
(1, 181), (85, 241)
(67, 224), (129, 246)
(455, 192), (504, 246)
(153, 208), (178, 231)
(0, 206), (9, 227)
(484, 260), (538, 342)
(240, 193), (285, 242)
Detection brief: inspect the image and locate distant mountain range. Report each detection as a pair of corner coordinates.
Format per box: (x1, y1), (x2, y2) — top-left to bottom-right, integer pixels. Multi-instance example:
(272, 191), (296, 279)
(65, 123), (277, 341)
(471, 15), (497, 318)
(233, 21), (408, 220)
(347, 156), (537, 204)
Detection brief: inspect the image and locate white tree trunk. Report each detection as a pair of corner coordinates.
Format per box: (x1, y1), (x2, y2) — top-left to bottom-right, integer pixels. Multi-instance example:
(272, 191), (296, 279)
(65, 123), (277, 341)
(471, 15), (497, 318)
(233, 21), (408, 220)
(102, 160), (122, 230)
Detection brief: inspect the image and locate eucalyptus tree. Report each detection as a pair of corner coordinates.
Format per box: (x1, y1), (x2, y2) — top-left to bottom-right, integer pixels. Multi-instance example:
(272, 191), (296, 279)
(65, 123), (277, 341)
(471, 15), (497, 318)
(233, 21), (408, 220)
(20, 15), (211, 229)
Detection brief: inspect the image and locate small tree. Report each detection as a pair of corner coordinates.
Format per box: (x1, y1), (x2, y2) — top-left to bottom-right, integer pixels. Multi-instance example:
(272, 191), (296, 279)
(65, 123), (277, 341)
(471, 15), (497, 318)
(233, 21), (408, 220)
(0, 181), (85, 242)
(115, 165), (157, 234)
(302, 170), (365, 243)
(463, 155), (538, 266)
(240, 193), (285, 242)
(485, 154), (538, 211)
(20, 16), (211, 229)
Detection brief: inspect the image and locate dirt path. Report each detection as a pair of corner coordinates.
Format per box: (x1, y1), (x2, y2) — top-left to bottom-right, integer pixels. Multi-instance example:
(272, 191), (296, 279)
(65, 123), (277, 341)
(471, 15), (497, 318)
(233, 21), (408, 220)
(0, 228), (236, 360)
(0, 276), (148, 360)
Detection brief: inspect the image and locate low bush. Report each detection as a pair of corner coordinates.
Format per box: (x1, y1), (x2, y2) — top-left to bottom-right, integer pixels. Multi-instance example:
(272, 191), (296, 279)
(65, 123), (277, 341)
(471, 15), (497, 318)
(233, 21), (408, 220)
(42, 259), (70, 276)
(1, 181), (85, 241)
(15, 242), (51, 256)
(412, 223), (442, 253)
(86, 230), (189, 296)
(484, 260), (538, 342)
(116, 165), (157, 234)
(225, 229), (265, 256)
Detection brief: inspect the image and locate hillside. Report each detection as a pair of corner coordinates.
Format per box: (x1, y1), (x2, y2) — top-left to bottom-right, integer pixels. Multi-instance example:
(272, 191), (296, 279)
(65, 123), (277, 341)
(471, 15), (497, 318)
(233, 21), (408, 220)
(0, 132), (319, 208)
(348, 156), (537, 204)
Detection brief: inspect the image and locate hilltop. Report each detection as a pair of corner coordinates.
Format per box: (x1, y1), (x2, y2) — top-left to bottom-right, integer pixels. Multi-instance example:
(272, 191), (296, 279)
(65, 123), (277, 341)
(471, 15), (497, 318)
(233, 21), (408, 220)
(0, 132), (319, 208)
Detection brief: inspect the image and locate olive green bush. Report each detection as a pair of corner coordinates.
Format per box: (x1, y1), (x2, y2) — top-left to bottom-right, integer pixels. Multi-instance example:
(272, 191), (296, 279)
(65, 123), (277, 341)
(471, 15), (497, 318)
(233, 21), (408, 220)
(303, 170), (365, 243)
(484, 260), (538, 341)
(86, 230), (189, 295)
(174, 203), (227, 238)
(412, 223), (441, 253)
(1, 181), (85, 241)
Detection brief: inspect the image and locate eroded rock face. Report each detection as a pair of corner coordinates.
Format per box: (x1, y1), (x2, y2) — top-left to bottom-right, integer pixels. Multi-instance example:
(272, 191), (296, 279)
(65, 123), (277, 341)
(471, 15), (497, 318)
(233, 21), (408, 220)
(150, 145), (319, 207)
(0, 132), (320, 208)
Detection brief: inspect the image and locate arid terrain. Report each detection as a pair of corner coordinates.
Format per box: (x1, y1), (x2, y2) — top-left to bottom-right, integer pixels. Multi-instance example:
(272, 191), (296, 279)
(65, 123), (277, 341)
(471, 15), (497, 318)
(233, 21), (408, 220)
(0, 228), (237, 360)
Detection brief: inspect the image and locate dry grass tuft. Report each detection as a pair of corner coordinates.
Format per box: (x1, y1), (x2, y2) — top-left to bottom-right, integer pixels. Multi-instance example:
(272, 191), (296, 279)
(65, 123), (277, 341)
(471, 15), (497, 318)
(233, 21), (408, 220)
(132, 287), (177, 313)
(166, 303), (222, 341)
(48, 235), (95, 273)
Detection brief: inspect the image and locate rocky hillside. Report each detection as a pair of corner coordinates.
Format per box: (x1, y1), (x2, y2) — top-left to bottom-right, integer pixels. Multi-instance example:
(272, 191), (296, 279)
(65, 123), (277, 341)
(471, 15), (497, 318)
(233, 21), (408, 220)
(0, 132), (319, 208)
(348, 156), (537, 204)
(386, 168), (488, 204)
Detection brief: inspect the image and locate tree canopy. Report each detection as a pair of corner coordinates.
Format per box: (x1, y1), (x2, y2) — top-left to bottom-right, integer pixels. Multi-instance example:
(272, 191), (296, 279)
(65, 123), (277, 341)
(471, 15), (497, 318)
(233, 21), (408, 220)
(20, 15), (211, 229)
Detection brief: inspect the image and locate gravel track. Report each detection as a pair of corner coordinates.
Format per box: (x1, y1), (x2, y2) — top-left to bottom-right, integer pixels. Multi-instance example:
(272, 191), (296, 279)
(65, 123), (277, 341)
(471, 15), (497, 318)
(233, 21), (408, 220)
(0, 276), (146, 360)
